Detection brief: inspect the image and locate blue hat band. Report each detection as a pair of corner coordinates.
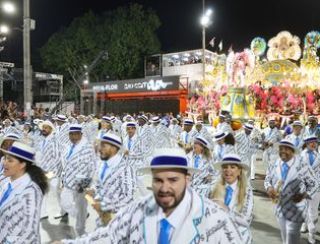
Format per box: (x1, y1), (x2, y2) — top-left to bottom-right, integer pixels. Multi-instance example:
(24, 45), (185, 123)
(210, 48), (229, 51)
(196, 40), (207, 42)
(222, 157), (241, 163)
(184, 122), (193, 125)
(126, 123), (136, 127)
(151, 156), (188, 168)
(195, 138), (207, 146)
(102, 136), (122, 147)
(279, 141), (294, 148)
(215, 133), (226, 140)
(139, 116), (148, 122)
(9, 146), (34, 161)
(70, 127), (82, 132)
(304, 138), (318, 143)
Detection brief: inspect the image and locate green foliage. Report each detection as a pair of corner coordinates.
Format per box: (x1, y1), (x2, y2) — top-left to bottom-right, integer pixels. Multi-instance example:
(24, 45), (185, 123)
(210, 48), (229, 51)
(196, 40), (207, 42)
(40, 4), (161, 99)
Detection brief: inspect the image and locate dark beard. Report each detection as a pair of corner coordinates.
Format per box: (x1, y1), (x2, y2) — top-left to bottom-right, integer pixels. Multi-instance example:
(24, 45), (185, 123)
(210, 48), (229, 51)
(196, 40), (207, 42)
(154, 185), (187, 214)
(100, 156), (110, 160)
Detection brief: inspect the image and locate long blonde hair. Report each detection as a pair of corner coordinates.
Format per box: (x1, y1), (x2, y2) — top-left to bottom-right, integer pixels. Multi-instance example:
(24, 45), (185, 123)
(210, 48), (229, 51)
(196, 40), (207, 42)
(210, 166), (248, 211)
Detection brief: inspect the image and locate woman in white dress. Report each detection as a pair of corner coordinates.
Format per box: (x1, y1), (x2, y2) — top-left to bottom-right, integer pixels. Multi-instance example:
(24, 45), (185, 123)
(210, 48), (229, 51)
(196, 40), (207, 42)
(0, 141), (48, 243)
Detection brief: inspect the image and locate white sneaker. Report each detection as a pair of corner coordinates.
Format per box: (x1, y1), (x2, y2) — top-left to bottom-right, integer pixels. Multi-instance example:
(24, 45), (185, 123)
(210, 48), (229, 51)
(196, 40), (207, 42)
(300, 223), (307, 233)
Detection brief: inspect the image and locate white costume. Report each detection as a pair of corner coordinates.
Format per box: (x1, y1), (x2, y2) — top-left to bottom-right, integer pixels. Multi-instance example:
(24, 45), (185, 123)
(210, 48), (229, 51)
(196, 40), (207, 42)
(0, 174), (43, 243)
(62, 188), (242, 244)
(261, 126), (282, 166)
(264, 153), (319, 244)
(62, 137), (96, 236)
(301, 147), (320, 243)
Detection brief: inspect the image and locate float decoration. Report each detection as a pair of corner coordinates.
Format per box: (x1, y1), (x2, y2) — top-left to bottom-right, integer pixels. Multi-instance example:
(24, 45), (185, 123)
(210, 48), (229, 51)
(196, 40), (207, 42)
(189, 30), (320, 121)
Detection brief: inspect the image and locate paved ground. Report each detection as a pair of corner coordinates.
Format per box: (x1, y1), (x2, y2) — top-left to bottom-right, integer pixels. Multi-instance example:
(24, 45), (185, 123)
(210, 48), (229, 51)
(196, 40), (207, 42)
(40, 154), (319, 243)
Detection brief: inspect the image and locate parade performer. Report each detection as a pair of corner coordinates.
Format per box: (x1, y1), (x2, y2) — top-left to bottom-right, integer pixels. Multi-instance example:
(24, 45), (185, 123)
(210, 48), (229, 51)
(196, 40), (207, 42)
(121, 114), (134, 138)
(97, 116), (112, 139)
(0, 142), (48, 243)
(82, 115), (99, 144)
(0, 133), (21, 179)
(61, 124), (96, 236)
(211, 154), (254, 243)
(110, 115), (122, 136)
(123, 121), (153, 164)
(36, 120), (66, 220)
(261, 118), (282, 166)
(55, 114), (70, 146)
(3, 118), (22, 137)
(285, 120), (304, 152)
(246, 120), (263, 180)
(188, 136), (219, 197)
(192, 119), (214, 150)
(86, 133), (136, 227)
(178, 118), (196, 153)
(300, 136), (320, 244)
(213, 131), (236, 162)
(137, 114), (154, 151)
(235, 123), (256, 170)
(264, 139), (319, 244)
(169, 117), (182, 142)
(58, 148), (242, 244)
(150, 116), (172, 149)
(216, 112), (234, 135)
(21, 122), (33, 145)
(303, 115), (320, 143)
(137, 114), (150, 136)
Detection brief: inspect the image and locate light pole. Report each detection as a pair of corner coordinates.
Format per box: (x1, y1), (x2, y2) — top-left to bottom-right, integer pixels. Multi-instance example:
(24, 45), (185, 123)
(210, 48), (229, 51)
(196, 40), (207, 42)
(200, 0), (212, 84)
(23, 0), (34, 117)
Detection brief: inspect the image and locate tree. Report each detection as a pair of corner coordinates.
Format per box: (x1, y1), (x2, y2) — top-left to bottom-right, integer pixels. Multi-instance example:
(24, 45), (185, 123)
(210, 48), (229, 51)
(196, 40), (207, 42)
(40, 4), (161, 100)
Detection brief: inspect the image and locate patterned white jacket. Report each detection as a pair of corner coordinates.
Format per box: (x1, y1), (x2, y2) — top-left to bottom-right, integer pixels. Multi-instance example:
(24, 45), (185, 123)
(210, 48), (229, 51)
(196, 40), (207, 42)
(264, 155), (319, 223)
(62, 188), (242, 244)
(0, 174), (43, 244)
(62, 138), (96, 191)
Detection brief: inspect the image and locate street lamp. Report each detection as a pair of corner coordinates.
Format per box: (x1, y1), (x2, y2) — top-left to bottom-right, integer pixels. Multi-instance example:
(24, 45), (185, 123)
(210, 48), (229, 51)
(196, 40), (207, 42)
(0, 25), (9, 34)
(200, 2), (213, 84)
(2, 1), (15, 14)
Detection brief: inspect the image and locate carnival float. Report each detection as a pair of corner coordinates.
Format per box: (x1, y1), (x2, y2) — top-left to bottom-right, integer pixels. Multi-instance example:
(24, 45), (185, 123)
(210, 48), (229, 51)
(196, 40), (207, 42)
(188, 31), (320, 128)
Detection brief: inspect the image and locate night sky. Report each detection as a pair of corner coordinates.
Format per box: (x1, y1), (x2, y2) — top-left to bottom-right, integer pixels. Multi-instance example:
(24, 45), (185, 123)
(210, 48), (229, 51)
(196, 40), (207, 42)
(0, 0), (319, 69)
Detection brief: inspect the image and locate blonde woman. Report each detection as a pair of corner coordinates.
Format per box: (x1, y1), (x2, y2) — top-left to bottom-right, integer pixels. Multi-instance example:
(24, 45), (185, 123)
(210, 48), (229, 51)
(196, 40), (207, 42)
(210, 154), (254, 244)
(187, 136), (219, 197)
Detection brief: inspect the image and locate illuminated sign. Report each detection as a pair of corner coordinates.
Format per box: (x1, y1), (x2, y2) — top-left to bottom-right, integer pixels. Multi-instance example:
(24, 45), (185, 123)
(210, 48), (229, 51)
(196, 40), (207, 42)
(91, 76), (179, 93)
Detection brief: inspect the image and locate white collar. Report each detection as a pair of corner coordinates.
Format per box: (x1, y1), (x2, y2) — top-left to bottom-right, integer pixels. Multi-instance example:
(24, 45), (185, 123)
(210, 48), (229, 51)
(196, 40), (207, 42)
(226, 179), (238, 191)
(10, 173), (31, 190)
(128, 134), (137, 141)
(281, 157), (294, 167)
(104, 153), (122, 168)
(157, 187), (191, 230)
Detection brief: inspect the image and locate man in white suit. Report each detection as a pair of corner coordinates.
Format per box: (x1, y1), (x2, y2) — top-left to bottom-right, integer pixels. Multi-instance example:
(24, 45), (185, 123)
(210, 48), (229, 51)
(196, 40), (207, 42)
(58, 148), (242, 244)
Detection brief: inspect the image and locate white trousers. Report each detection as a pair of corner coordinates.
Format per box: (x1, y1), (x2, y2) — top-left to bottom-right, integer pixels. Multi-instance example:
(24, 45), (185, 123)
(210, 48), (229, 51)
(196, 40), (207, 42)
(73, 191), (88, 236)
(307, 191), (320, 235)
(277, 216), (302, 244)
(41, 177), (65, 217)
(250, 154), (256, 180)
